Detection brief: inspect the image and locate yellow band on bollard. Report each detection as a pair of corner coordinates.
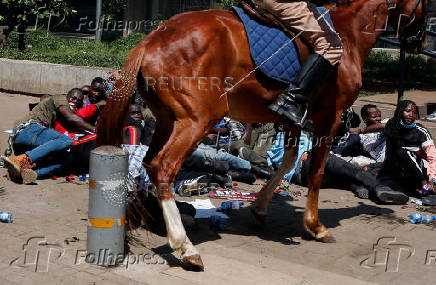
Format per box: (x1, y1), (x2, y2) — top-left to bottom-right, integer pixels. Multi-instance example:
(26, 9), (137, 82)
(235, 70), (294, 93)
(89, 217), (125, 228)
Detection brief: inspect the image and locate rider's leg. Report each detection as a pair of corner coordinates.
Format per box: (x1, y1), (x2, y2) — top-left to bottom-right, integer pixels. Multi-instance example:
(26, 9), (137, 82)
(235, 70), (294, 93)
(254, 0), (343, 127)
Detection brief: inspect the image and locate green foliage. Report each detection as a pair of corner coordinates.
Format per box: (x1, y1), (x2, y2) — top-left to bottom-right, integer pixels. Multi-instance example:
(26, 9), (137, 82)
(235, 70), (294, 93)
(0, 29), (146, 69)
(362, 50), (436, 91)
(102, 0), (128, 21)
(0, 0), (75, 28)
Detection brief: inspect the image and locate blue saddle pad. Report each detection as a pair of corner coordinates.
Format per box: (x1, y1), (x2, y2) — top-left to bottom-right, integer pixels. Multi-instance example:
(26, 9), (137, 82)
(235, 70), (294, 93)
(233, 6), (334, 83)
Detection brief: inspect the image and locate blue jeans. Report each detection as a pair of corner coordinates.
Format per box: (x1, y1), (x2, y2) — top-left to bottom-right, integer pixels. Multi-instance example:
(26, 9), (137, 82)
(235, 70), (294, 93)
(186, 143), (251, 170)
(14, 124), (73, 178)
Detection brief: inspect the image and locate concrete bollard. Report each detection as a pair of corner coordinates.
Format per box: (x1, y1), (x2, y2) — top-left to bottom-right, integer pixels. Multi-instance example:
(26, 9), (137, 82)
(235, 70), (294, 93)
(87, 146), (128, 266)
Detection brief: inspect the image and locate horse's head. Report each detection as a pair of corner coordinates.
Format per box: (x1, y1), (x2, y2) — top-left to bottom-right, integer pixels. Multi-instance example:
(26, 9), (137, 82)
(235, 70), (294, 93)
(388, 0), (429, 53)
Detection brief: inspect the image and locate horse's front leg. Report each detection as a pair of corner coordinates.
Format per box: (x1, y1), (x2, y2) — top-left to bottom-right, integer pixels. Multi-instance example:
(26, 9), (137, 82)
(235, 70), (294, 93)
(253, 127), (301, 223)
(147, 118), (211, 271)
(303, 111), (341, 243)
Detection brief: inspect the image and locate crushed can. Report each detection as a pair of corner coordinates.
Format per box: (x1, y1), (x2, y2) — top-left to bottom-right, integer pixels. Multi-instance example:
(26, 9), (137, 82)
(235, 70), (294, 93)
(0, 212), (13, 223)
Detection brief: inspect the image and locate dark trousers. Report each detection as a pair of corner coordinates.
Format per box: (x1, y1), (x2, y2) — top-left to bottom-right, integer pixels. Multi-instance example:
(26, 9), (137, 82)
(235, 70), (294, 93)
(378, 148), (426, 195)
(300, 152), (379, 192)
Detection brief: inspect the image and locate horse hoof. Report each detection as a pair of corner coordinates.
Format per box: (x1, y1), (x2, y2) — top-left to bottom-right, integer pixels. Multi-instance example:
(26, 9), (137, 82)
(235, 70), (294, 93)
(182, 254), (204, 271)
(250, 207), (266, 225)
(317, 234), (336, 243)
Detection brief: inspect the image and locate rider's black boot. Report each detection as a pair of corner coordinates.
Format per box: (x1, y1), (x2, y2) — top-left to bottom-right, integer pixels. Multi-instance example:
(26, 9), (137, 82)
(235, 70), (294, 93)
(268, 53), (334, 130)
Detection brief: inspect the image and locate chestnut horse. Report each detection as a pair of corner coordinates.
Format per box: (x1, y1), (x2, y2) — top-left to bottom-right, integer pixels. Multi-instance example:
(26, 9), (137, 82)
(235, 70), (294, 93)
(97, 0), (427, 270)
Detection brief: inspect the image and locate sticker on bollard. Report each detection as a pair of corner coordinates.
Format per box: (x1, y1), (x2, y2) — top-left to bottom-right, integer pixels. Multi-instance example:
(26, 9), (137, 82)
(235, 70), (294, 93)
(89, 218), (126, 228)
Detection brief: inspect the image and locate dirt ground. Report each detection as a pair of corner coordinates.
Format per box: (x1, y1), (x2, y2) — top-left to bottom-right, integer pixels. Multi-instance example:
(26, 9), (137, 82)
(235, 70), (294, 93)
(1, 91), (436, 285)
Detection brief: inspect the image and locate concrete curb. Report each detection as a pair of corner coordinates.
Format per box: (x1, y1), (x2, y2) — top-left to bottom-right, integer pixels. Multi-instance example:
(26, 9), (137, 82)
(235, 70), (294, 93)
(0, 58), (112, 95)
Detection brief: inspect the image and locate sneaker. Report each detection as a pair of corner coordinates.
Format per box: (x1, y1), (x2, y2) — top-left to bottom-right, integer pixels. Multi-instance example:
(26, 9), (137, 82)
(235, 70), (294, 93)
(374, 185), (409, 204)
(426, 111), (436, 121)
(352, 186), (370, 199)
(176, 175), (209, 197)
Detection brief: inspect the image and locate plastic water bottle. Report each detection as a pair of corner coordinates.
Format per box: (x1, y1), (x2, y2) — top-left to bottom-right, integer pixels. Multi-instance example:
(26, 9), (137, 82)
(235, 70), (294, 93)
(422, 214), (433, 224)
(231, 200), (244, 210)
(0, 212), (13, 223)
(219, 201), (233, 211)
(409, 213), (422, 224)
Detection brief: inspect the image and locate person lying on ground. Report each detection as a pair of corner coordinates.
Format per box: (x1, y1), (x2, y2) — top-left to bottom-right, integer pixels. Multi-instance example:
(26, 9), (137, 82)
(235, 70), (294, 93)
(181, 141), (257, 186)
(3, 89), (95, 184)
(333, 104), (388, 167)
(292, 150), (408, 204)
(378, 100), (436, 197)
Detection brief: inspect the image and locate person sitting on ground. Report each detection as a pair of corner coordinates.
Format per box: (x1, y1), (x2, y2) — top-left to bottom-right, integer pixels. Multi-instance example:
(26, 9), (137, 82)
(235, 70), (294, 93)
(81, 85), (90, 98)
(123, 104), (155, 147)
(54, 88), (103, 136)
(228, 122), (277, 178)
(378, 100), (436, 197)
(333, 104), (388, 167)
(53, 88), (101, 173)
(3, 90), (95, 184)
(265, 124), (407, 204)
(84, 77), (107, 110)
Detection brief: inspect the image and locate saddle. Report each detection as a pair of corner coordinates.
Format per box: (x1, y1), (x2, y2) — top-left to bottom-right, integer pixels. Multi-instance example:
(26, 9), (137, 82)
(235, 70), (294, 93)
(234, 0), (334, 83)
(238, 0), (309, 59)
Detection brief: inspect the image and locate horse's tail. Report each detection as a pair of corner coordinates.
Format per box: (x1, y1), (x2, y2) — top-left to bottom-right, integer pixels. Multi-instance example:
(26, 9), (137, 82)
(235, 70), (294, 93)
(96, 44), (145, 146)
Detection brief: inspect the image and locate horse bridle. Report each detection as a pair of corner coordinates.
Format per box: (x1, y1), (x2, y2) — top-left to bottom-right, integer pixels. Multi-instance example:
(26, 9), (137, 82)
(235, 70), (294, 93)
(385, 0), (427, 43)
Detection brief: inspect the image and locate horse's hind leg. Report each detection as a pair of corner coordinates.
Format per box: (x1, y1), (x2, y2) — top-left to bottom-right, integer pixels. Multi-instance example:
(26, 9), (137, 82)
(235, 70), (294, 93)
(253, 127), (300, 223)
(147, 117), (214, 271)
